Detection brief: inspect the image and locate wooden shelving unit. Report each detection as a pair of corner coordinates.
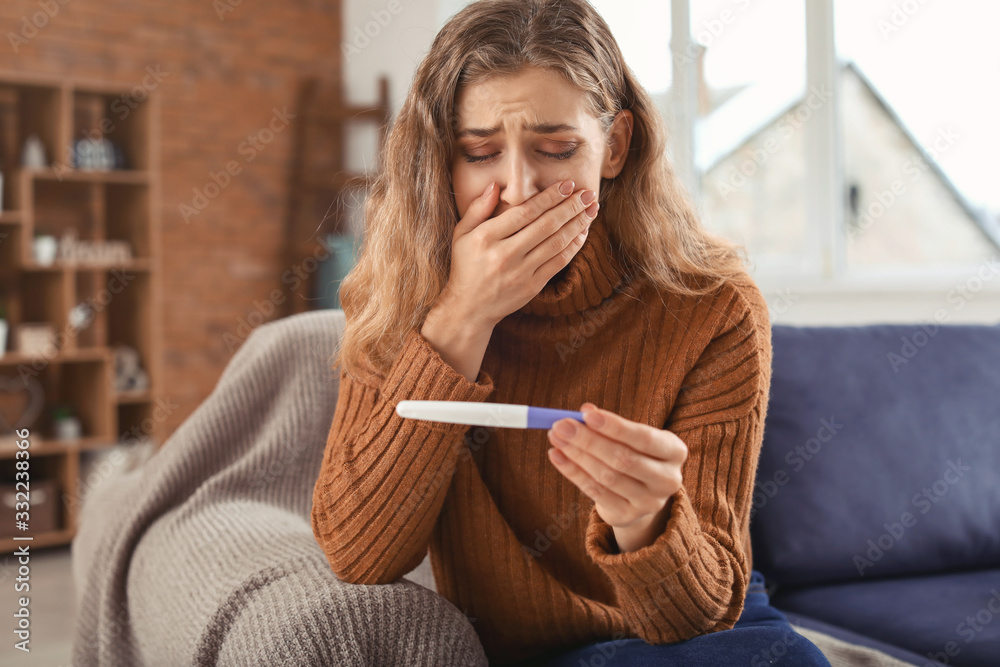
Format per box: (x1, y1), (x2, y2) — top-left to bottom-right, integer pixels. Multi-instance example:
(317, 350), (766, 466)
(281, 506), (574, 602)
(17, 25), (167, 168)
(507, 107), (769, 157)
(0, 70), (161, 554)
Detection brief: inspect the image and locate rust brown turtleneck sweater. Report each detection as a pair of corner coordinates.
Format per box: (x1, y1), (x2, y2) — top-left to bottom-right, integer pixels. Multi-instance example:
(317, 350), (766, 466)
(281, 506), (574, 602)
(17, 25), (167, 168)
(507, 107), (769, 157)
(311, 210), (773, 665)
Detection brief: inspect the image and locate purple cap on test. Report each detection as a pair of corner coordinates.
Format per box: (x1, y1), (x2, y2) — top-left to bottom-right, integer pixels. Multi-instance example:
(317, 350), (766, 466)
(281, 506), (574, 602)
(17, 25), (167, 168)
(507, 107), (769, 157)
(527, 407), (586, 429)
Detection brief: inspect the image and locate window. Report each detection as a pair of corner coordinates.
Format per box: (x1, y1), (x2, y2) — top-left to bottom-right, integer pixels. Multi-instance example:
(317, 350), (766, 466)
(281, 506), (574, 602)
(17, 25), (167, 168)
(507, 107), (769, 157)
(834, 0), (1000, 272)
(675, 0), (1000, 281)
(690, 0), (812, 277)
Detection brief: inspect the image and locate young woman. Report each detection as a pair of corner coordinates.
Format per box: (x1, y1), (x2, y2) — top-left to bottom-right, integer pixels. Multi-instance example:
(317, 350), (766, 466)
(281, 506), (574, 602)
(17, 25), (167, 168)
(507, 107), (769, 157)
(312, 1), (831, 665)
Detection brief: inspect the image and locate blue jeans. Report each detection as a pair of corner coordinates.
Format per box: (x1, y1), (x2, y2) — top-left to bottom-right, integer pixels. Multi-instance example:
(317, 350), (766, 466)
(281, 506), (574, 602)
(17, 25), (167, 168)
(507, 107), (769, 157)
(504, 570), (831, 666)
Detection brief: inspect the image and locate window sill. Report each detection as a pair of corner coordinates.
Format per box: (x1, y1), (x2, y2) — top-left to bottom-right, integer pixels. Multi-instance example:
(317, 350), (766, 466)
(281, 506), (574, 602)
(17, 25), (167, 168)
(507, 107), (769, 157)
(752, 262), (1000, 294)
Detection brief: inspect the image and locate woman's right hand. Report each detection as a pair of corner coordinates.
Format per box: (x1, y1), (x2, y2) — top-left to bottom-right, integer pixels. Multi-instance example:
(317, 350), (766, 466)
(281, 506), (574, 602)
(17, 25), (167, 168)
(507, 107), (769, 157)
(437, 179), (600, 329)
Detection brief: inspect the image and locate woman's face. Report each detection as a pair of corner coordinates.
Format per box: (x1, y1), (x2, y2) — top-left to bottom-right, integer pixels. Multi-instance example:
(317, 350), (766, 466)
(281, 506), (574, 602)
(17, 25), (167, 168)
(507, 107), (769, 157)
(451, 66), (632, 220)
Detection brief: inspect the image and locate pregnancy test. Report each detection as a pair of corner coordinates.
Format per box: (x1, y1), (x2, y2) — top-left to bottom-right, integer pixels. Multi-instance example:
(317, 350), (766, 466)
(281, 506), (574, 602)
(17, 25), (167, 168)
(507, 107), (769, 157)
(395, 400), (585, 430)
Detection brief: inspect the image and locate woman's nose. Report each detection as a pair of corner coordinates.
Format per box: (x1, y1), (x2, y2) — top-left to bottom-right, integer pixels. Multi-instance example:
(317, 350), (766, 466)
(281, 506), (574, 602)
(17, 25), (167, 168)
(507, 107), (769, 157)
(498, 153), (543, 208)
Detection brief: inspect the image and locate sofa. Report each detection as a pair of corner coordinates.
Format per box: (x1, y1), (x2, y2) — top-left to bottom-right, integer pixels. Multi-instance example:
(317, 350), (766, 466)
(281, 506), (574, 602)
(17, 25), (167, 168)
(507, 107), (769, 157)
(71, 308), (996, 665)
(747, 322), (1000, 667)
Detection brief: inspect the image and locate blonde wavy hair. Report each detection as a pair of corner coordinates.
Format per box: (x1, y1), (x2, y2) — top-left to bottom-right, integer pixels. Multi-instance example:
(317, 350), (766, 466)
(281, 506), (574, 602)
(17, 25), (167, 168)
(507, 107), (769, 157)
(333, 0), (750, 383)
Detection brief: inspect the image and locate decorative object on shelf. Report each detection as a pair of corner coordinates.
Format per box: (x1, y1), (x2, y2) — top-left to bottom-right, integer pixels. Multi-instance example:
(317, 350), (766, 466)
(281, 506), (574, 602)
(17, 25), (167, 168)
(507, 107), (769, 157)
(57, 229), (133, 266)
(72, 137), (126, 170)
(51, 404), (82, 441)
(14, 322), (57, 357)
(113, 344), (150, 393)
(0, 301), (7, 357)
(0, 374), (44, 437)
(68, 302), (96, 333)
(32, 232), (59, 266)
(0, 477), (59, 538)
(21, 134), (47, 168)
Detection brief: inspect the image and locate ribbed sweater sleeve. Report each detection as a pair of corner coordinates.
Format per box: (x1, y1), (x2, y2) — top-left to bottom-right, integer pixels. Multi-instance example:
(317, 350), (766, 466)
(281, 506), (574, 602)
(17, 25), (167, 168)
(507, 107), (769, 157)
(311, 326), (495, 585)
(583, 283), (772, 644)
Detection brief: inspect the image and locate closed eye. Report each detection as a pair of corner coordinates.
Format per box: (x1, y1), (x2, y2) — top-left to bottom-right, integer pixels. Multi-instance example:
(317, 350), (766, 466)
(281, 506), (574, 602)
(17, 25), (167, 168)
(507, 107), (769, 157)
(463, 148), (578, 164)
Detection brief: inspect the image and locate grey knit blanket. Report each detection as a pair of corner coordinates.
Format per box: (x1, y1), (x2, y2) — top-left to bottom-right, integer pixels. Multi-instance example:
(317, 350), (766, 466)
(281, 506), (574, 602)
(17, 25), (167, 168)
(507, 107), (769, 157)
(69, 308), (915, 667)
(70, 309), (488, 666)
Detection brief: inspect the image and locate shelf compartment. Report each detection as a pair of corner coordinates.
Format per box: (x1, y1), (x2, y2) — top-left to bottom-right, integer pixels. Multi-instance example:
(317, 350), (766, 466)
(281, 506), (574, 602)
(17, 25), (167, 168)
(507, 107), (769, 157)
(0, 450), (75, 538)
(60, 359), (114, 442)
(117, 401), (160, 447)
(31, 177), (100, 248)
(0, 357), (113, 444)
(0, 83), (66, 211)
(26, 174), (150, 264)
(13, 270), (71, 354)
(106, 181), (151, 259)
(0, 221), (24, 270)
(106, 270), (154, 392)
(72, 88), (152, 171)
(71, 269), (109, 349)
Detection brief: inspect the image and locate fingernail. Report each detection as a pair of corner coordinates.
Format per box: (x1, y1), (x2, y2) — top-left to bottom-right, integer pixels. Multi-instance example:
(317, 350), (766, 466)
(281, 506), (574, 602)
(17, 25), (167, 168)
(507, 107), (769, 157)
(581, 190), (596, 205)
(585, 202), (599, 218)
(583, 408), (604, 428)
(559, 180), (575, 196)
(484, 182), (495, 197)
(555, 420), (576, 438)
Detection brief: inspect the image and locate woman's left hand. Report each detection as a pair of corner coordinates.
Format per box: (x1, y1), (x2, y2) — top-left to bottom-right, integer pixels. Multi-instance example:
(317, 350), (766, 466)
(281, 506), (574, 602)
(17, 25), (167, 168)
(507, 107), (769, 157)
(547, 402), (688, 549)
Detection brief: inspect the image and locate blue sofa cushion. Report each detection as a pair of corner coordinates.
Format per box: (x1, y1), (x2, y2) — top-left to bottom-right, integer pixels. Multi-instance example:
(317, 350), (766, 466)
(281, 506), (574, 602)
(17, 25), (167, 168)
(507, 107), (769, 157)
(770, 567), (1000, 667)
(751, 324), (1000, 586)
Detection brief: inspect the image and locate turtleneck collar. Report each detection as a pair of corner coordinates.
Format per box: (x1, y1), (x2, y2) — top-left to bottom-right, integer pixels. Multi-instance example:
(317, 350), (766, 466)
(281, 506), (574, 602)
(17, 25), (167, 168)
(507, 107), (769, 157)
(514, 209), (631, 318)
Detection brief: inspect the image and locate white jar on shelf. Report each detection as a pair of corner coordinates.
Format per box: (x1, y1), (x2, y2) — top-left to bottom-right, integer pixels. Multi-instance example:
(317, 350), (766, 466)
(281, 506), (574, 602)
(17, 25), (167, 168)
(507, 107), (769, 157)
(54, 417), (82, 441)
(32, 234), (58, 265)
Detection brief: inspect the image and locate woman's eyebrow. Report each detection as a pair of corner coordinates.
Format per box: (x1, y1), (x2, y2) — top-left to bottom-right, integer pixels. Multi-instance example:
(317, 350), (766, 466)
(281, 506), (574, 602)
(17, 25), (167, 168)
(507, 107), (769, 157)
(456, 122), (578, 139)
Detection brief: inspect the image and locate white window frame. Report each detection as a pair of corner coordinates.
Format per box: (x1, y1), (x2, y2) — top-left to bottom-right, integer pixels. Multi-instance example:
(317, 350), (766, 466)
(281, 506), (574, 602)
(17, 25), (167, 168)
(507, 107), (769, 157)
(670, 0), (842, 281)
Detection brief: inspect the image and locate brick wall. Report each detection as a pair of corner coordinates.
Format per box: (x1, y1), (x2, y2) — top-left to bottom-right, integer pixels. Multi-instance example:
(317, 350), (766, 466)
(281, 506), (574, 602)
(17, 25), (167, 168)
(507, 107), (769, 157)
(1, 0), (341, 439)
